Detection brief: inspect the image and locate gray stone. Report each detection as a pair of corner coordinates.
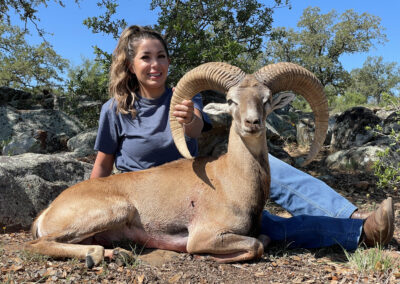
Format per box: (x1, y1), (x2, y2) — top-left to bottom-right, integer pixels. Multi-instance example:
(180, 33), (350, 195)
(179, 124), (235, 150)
(0, 106), (84, 155)
(325, 145), (400, 172)
(0, 153), (92, 230)
(331, 107), (381, 150)
(67, 128), (98, 158)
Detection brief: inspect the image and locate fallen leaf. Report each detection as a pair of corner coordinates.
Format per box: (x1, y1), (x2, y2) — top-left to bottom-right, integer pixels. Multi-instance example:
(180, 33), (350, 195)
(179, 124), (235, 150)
(137, 274), (145, 284)
(255, 272), (265, 277)
(375, 261), (383, 271)
(168, 272), (183, 283)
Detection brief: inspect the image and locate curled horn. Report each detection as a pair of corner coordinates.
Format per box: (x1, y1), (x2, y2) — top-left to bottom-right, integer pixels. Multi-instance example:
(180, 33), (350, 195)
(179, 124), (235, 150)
(169, 62), (245, 159)
(254, 62), (329, 166)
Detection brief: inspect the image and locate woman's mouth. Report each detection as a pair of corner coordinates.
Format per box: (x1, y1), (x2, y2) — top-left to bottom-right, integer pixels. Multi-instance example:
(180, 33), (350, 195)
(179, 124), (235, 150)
(148, 72), (162, 78)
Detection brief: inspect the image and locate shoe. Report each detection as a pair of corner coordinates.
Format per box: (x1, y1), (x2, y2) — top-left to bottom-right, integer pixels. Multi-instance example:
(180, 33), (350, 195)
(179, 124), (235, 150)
(362, 197), (394, 247)
(351, 210), (371, 220)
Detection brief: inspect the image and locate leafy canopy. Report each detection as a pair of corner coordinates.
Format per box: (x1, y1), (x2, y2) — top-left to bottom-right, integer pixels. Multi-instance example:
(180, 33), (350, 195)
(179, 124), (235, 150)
(349, 56), (400, 104)
(0, 21), (68, 91)
(151, 0), (289, 83)
(266, 7), (386, 98)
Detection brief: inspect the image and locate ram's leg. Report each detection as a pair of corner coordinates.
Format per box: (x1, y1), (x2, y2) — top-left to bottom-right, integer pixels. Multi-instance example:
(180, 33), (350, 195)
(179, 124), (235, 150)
(27, 238), (105, 268)
(186, 230), (264, 263)
(28, 197), (138, 267)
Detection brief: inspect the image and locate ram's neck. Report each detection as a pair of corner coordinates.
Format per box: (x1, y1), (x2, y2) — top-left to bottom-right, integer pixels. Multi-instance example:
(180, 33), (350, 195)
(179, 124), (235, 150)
(226, 124), (269, 173)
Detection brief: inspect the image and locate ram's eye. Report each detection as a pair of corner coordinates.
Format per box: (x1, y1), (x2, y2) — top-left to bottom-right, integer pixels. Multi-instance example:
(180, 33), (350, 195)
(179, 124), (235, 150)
(227, 99), (237, 106)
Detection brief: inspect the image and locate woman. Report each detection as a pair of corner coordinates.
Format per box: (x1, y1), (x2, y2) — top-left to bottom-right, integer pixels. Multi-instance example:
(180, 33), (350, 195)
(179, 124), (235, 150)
(91, 25), (394, 250)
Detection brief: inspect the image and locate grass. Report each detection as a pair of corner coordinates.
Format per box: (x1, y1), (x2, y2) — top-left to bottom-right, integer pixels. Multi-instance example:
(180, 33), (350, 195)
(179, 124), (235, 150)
(20, 249), (50, 265)
(344, 245), (396, 274)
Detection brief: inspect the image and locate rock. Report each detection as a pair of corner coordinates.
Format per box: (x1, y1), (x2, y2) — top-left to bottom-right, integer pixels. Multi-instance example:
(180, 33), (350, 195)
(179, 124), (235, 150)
(331, 107), (381, 150)
(0, 106), (84, 155)
(374, 108), (396, 120)
(0, 153), (92, 230)
(0, 87), (32, 105)
(2, 132), (42, 155)
(325, 145), (400, 172)
(266, 112), (296, 144)
(383, 111), (400, 135)
(138, 249), (181, 267)
(67, 128), (98, 158)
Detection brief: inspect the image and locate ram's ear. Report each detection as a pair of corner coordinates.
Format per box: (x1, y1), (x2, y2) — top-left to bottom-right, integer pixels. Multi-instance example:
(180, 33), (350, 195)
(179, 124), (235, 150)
(203, 103), (230, 115)
(271, 92), (296, 111)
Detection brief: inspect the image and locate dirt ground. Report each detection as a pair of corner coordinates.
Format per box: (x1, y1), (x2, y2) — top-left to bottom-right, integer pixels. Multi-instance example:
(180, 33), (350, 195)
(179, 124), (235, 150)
(1, 147), (400, 283)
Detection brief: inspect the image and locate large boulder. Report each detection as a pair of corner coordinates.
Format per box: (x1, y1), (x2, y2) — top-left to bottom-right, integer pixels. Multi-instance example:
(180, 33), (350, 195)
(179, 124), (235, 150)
(66, 128), (98, 158)
(0, 153), (92, 231)
(325, 107), (400, 172)
(331, 107), (380, 150)
(325, 142), (400, 172)
(0, 106), (84, 155)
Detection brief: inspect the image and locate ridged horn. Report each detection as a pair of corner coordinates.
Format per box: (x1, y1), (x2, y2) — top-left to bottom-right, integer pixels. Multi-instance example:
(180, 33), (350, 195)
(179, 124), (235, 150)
(254, 62), (329, 166)
(169, 62), (245, 159)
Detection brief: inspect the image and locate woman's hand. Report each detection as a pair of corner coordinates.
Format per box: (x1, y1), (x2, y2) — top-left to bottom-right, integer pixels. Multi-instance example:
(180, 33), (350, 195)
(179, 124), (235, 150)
(173, 99), (196, 125)
(171, 88), (204, 138)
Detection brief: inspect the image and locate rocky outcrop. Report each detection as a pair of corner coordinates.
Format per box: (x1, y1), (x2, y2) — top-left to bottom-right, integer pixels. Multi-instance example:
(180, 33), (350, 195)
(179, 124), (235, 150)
(331, 107), (380, 150)
(0, 106), (84, 155)
(0, 153), (92, 231)
(326, 107), (399, 172)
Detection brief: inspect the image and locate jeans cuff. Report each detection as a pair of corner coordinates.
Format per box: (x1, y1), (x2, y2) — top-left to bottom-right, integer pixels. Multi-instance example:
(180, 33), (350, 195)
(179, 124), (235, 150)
(335, 203), (358, 219)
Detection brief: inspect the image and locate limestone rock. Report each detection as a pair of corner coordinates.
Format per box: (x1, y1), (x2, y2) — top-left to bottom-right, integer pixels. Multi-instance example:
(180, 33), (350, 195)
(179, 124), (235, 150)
(0, 153), (92, 230)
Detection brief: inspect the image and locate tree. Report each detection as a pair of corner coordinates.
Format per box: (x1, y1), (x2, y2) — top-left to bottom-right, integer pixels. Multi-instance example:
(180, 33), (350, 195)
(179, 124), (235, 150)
(67, 57), (109, 101)
(266, 7), (386, 100)
(0, 21), (68, 91)
(64, 58), (109, 127)
(0, 0), (79, 36)
(82, 0), (290, 85)
(349, 56), (400, 104)
(151, 0), (289, 83)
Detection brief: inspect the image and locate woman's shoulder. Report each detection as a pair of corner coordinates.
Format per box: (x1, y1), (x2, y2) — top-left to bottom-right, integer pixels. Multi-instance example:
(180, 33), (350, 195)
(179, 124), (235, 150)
(101, 98), (117, 113)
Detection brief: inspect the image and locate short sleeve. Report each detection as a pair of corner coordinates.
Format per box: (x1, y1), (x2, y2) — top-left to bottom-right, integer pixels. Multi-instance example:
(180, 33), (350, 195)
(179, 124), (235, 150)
(94, 99), (120, 154)
(192, 94), (212, 132)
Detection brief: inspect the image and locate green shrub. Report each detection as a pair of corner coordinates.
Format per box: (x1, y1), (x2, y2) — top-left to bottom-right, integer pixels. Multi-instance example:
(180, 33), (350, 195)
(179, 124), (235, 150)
(370, 94), (400, 190)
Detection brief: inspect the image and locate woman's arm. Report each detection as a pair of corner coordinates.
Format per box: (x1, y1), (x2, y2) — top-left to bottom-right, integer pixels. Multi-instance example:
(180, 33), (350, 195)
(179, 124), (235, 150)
(173, 99), (204, 138)
(90, 151), (115, 179)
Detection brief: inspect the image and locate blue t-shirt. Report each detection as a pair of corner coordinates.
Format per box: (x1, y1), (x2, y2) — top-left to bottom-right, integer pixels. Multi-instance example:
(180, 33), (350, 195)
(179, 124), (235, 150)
(94, 88), (210, 172)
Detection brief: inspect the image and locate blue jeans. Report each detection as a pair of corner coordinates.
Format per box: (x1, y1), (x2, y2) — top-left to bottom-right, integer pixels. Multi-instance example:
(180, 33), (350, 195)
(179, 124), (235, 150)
(261, 154), (363, 250)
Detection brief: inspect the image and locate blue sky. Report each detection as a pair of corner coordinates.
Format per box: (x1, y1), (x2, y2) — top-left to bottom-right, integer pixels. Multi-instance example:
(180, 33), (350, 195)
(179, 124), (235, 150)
(19, 0), (400, 71)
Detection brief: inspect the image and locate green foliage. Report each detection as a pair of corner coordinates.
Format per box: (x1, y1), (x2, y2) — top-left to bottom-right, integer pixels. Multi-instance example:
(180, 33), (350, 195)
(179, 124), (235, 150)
(266, 7), (386, 100)
(344, 246), (396, 274)
(151, 0), (289, 84)
(64, 58), (109, 128)
(83, 0), (127, 40)
(349, 57), (400, 104)
(0, 21), (68, 92)
(330, 91), (368, 112)
(370, 94), (400, 190)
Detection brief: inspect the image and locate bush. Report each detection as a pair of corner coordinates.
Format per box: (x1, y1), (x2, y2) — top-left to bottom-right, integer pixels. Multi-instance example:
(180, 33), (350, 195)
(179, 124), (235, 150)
(63, 58), (109, 128)
(370, 94), (400, 190)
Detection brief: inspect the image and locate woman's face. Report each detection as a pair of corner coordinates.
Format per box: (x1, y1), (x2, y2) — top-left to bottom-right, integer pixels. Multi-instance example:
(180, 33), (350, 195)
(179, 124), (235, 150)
(130, 38), (170, 99)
